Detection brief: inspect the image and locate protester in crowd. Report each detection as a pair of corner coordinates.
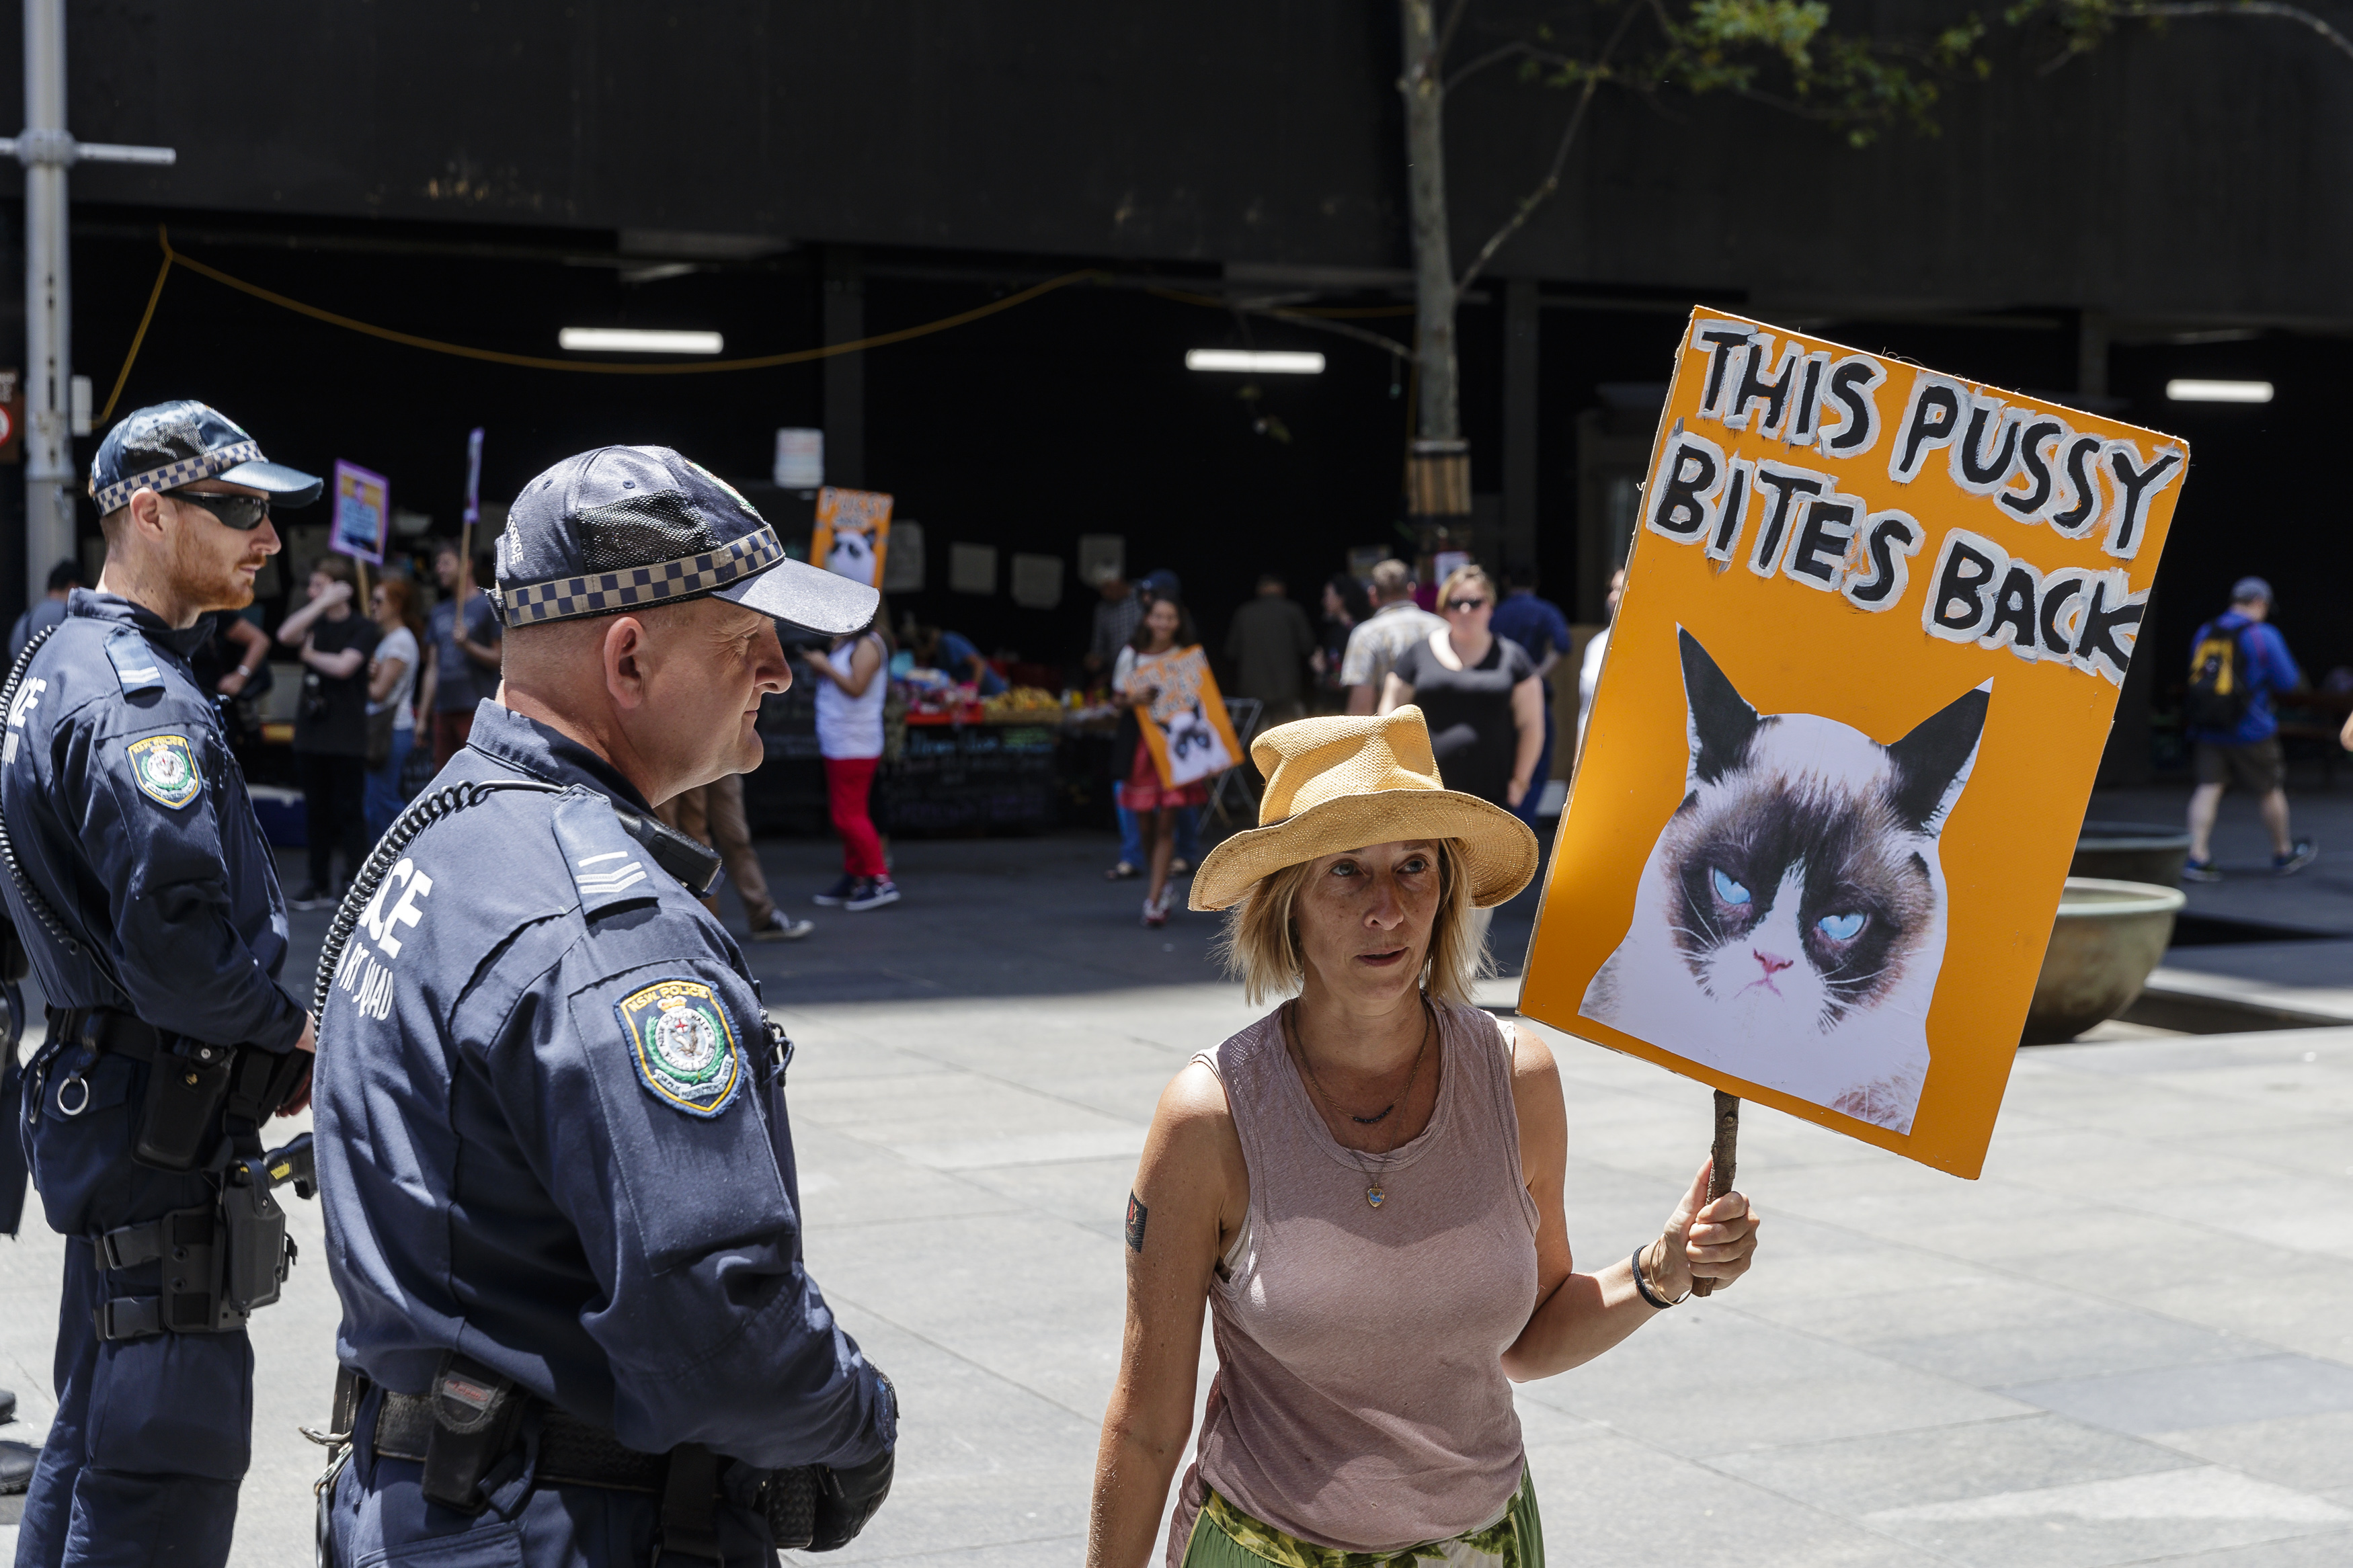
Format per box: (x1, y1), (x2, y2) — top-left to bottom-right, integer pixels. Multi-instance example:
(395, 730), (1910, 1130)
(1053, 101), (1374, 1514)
(1382, 565), (1543, 813)
(186, 604), (273, 759)
(1490, 564), (1571, 826)
(1310, 571), (1371, 712)
(1107, 567), (1203, 880)
(1341, 559), (1445, 714)
(916, 622), (1007, 696)
(362, 575), (424, 839)
(804, 621), (902, 910)
(1225, 572), (1315, 727)
(658, 775), (815, 940)
(1575, 567), (1627, 763)
(418, 538), (503, 766)
(1088, 707), (1758, 1567)
(8, 559), (81, 659)
(277, 556), (381, 906)
(1086, 569), (1143, 678)
(2184, 575), (2317, 879)
(1115, 594), (1213, 927)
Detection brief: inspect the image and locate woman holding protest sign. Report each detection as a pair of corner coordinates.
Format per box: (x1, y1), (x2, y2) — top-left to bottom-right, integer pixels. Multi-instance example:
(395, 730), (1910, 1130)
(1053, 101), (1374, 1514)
(1086, 707), (1759, 1567)
(1113, 594), (1216, 929)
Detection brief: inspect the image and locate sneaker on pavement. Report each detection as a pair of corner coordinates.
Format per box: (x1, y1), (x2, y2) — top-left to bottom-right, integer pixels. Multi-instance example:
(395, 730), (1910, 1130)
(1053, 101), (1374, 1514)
(289, 885), (336, 910)
(2275, 839), (2318, 875)
(0, 1385), (14, 1424)
(2181, 859), (2223, 883)
(1168, 858), (1191, 876)
(846, 877), (901, 912)
(812, 874), (859, 907)
(750, 913), (816, 942)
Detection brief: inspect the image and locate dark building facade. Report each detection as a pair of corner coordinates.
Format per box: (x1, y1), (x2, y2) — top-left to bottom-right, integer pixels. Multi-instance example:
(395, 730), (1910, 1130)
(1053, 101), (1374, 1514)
(3, 2), (2346, 773)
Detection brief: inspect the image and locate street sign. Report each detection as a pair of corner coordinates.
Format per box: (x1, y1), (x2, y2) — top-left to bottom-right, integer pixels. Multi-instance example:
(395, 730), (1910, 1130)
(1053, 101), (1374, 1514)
(1519, 308), (2188, 1179)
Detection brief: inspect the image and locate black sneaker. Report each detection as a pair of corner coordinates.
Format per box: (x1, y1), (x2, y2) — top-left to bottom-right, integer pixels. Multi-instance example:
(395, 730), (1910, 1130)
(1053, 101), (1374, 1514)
(0, 1385), (14, 1424)
(2275, 839), (2318, 875)
(845, 877), (901, 912)
(289, 886), (336, 910)
(750, 913), (816, 942)
(2180, 859), (2222, 884)
(812, 874), (859, 907)
(0, 1438), (36, 1494)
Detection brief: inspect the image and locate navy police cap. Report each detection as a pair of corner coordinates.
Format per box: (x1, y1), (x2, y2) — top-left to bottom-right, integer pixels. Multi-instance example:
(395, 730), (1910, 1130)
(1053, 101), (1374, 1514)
(495, 445), (879, 635)
(89, 400), (323, 515)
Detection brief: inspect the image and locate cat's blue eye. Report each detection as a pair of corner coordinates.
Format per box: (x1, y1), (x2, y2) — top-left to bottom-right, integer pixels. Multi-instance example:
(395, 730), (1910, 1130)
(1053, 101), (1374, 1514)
(1710, 868), (1750, 906)
(1817, 911), (1866, 942)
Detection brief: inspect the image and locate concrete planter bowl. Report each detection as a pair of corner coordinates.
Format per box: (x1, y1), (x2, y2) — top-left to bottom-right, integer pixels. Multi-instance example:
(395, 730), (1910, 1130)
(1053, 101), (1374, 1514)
(2070, 821), (2192, 888)
(2022, 877), (2188, 1045)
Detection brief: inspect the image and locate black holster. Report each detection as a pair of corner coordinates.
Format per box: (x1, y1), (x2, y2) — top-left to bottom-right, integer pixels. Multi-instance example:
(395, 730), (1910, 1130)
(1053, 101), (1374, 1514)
(421, 1352), (527, 1514)
(93, 1151), (296, 1339)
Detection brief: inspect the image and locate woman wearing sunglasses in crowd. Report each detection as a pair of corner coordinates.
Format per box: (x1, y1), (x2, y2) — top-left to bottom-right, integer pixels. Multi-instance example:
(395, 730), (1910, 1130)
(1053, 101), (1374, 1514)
(1379, 564), (1544, 814)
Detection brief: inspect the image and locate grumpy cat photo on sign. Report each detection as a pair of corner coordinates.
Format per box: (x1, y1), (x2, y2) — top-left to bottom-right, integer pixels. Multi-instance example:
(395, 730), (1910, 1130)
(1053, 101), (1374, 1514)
(1581, 629), (1990, 1134)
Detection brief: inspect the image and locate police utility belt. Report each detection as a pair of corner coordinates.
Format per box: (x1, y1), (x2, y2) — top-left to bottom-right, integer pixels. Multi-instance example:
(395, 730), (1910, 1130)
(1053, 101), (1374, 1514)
(332, 1356), (878, 1556)
(50, 1005), (317, 1343)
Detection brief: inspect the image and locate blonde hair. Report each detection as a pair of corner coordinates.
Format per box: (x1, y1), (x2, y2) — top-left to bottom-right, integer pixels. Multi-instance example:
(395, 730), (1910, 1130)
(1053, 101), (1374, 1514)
(1438, 563), (1493, 608)
(1215, 839), (1490, 1007)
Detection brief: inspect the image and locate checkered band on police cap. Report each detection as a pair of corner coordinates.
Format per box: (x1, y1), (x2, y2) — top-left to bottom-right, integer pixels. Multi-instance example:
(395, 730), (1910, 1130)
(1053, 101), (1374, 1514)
(499, 524), (787, 626)
(91, 440), (265, 516)
(87, 400), (323, 515)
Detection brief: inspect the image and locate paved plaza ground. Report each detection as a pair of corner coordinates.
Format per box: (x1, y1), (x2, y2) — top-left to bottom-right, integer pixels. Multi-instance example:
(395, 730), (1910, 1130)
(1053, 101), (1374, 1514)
(3, 780), (2351, 1565)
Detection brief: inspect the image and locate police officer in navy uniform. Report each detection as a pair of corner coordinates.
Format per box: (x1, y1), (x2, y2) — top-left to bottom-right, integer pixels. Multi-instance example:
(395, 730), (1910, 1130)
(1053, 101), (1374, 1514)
(5, 402), (323, 1567)
(313, 447), (897, 1565)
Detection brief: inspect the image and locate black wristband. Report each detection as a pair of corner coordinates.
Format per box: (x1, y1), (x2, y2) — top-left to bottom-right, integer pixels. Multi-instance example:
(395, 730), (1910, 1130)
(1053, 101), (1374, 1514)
(1631, 1244), (1687, 1310)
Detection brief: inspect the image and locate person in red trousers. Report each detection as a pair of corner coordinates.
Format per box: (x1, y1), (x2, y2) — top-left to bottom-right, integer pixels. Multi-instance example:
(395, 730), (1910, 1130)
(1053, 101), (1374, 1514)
(801, 625), (898, 910)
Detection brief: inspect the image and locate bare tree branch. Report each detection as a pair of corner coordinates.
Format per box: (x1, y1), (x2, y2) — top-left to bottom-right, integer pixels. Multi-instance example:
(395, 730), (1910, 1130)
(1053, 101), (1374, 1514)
(2121, 0), (2353, 63)
(1454, 4), (1644, 296)
(1433, 0), (1476, 75)
(1445, 39), (1537, 89)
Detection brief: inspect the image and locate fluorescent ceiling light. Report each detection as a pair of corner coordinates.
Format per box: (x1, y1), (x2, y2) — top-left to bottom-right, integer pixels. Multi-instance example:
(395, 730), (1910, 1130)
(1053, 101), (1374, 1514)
(559, 327), (724, 354)
(2165, 378), (2272, 403)
(1185, 349), (1325, 374)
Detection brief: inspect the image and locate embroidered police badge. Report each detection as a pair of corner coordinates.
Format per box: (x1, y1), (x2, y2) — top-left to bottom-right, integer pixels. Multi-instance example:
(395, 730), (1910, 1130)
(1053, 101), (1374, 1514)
(615, 978), (743, 1118)
(126, 734), (202, 809)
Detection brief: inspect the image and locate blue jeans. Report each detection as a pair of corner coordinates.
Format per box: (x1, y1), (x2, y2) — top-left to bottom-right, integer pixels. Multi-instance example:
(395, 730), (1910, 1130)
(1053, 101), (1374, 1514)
(364, 726), (415, 843)
(1119, 804), (1200, 867)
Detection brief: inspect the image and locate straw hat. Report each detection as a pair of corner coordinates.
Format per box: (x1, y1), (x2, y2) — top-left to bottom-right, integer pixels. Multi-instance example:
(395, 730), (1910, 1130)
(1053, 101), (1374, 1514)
(1189, 707), (1540, 912)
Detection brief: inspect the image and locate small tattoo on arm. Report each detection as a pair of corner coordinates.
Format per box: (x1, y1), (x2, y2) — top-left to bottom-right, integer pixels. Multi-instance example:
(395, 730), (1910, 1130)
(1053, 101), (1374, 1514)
(1125, 1191), (1148, 1252)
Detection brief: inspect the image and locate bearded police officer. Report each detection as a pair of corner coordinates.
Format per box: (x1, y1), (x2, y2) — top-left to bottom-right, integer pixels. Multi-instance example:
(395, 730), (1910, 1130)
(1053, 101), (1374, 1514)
(5, 402), (323, 1567)
(313, 447), (898, 1565)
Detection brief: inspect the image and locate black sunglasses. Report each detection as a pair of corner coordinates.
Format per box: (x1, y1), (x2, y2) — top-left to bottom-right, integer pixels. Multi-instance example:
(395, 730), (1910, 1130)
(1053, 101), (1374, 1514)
(168, 488), (272, 531)
(1445, 596), (1488, 612)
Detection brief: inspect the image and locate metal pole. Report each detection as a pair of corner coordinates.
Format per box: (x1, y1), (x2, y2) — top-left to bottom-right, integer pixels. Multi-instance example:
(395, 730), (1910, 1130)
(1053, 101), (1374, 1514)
(23, 0), (73, 598)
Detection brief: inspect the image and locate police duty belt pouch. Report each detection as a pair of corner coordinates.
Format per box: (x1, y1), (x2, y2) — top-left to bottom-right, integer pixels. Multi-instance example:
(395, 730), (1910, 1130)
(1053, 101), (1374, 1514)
(95, 1151), (292, 1339)
(133, 1038), (236, 1173)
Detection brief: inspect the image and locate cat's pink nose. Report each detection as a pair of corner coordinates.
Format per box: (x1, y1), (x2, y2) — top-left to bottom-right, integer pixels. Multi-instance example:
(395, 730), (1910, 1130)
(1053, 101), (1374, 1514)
(1753, 950), (1793, 977)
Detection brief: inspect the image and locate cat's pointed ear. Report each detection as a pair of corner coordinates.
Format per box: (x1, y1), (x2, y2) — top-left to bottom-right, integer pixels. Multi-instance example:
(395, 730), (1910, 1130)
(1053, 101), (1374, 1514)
(1678, 628), (1759, 784)
(1888, 679), (1992, 837)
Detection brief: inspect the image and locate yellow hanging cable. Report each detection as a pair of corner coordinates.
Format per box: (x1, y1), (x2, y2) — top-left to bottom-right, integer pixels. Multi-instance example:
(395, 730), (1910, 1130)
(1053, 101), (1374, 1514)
(97, 243), (177, 423)
(103, 225), (1101, 397)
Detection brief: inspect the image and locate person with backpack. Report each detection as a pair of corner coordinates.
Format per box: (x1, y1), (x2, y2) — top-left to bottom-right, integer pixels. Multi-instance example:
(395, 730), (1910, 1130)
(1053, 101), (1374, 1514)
(2183, 576), (2316, 880)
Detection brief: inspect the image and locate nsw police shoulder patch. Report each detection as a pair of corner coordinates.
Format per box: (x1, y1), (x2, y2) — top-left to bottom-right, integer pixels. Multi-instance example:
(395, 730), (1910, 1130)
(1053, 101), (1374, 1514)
(615, 977), (744, 1118)
(126, 734), (202, 809)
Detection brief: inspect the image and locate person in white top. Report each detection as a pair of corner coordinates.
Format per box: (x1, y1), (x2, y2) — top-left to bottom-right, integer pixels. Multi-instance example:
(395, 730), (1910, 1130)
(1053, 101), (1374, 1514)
(1574, 568), (1626, 764)
(364, 577), (423, 839)
(801, 627), (899, 911)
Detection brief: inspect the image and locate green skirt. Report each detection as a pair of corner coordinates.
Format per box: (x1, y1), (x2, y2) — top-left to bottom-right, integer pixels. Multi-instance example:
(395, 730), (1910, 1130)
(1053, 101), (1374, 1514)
(1179, 1469), (1543, 1568)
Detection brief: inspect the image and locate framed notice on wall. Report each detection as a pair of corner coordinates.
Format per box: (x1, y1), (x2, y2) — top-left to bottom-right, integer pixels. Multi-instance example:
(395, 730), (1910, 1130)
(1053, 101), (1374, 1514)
(1519, 309), (2186, 1178)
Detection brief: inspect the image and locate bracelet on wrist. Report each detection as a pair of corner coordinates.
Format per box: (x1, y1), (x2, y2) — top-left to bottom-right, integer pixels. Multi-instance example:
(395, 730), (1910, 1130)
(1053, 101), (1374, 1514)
(1631, 1241), (1689, 1311)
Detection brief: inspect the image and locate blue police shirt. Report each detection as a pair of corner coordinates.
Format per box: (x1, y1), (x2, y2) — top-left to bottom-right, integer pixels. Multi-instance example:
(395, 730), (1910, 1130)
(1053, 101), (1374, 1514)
(314, 700), (892, 1471)
(2188, 611), (2301, 747)
(0, 590), (301, 1052)
(1490, 590), (1570, 690)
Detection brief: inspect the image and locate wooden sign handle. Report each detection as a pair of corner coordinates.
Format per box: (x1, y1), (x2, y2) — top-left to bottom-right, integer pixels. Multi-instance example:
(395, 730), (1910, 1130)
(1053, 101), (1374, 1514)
(1689, 1090), (1740, 1298)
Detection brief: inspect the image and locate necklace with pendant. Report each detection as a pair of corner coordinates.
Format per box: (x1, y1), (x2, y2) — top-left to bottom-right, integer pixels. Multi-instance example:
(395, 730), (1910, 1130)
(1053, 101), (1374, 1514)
(1287, 997), (1433, 1208)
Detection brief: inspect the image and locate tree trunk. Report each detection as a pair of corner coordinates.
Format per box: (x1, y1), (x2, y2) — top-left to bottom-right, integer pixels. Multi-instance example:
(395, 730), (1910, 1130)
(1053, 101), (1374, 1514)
(1398, 0), (1459, 446)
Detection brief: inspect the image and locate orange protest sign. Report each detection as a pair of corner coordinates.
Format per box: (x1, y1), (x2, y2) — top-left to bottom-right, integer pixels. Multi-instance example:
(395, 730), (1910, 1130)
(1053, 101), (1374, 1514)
(1133, 646), (1245, 789)
(812, 486), (893, 589)
(1519, 310), (2188, 1178)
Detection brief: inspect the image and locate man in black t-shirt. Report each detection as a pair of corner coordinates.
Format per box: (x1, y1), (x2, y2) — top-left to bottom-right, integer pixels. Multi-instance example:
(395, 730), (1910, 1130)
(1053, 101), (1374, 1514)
(276, 555), (381, 905)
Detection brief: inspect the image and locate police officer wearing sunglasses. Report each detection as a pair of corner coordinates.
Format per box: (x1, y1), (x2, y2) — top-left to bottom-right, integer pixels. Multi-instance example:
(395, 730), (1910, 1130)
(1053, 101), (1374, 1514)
(3, 401), (322, 1568)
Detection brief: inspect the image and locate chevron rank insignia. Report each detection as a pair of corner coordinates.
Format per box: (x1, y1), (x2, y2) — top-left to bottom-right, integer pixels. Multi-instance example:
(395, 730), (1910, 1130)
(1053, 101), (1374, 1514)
(126, 734), (202, 809)
(616, 978), (744, 1118)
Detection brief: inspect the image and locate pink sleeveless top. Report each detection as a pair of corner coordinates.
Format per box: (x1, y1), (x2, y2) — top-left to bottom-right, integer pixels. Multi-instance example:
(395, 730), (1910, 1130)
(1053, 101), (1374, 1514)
(1169, 999), (1541, 1559)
